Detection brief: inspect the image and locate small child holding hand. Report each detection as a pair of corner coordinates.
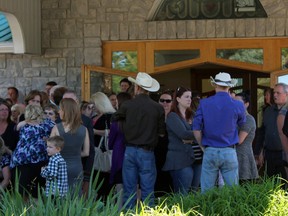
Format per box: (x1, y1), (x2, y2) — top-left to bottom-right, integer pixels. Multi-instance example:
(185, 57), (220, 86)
(41, 136), (68, 197)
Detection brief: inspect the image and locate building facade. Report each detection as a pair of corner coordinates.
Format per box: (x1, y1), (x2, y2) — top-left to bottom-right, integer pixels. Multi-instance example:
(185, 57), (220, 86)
(0, 0), (287, 99)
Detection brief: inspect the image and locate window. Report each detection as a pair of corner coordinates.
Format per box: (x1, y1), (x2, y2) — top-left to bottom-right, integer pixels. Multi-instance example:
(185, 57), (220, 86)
(155, 50), (200, 67)
(217, 49), (263, 65)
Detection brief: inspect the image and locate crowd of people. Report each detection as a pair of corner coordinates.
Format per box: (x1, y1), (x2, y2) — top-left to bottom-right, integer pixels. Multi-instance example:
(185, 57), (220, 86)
(0, 72), (288, 210)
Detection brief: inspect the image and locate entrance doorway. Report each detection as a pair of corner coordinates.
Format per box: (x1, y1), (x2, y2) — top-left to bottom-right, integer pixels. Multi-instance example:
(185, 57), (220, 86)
(82, 38), (288, 127)
(81, 63), (271, 128)
(153, 63), (270, 127)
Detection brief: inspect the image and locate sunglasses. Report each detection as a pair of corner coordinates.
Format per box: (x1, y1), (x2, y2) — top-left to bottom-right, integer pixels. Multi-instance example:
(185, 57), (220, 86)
(44, 111), (55, 116)
(159, 99), (172, 103)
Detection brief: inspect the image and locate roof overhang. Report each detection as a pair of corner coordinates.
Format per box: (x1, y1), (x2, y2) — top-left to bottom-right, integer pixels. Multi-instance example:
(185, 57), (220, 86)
(0, 0), (41, 54)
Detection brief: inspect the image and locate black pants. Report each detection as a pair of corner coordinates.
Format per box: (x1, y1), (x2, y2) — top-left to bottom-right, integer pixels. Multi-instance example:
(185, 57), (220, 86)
(265, 150), (286, 179)
(12, 161), (47, 198)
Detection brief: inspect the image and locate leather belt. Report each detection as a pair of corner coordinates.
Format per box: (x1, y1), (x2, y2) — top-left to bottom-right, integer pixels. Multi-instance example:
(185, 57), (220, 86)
(126, 143), (154, 151)
(205, 144), (236, 149)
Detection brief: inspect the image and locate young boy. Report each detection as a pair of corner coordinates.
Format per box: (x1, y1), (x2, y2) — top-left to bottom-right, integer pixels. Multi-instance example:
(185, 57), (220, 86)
(41, 136), (68, 197)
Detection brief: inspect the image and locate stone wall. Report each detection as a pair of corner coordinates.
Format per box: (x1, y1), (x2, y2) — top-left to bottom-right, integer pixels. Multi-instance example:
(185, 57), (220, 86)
(0, 0), (287, 99)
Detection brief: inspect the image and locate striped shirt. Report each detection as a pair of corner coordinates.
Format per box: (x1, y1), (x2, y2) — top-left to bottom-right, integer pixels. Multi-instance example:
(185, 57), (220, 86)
(41, 152), (68, 197)
(191, 142), (203, 163)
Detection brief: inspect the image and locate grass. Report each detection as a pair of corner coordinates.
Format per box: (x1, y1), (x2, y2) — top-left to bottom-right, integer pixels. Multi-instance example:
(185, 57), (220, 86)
(0, 176), (287, 216)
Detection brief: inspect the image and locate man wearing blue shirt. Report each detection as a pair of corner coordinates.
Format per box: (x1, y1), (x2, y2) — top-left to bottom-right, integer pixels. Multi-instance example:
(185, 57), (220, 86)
(193, 72), (246, 193)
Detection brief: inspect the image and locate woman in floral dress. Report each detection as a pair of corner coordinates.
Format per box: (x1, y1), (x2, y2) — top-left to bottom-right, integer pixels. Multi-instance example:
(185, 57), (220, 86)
(10, 104), (55, 198)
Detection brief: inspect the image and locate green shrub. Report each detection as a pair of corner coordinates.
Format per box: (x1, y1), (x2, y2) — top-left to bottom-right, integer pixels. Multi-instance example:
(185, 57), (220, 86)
(0, 176), (287, 216)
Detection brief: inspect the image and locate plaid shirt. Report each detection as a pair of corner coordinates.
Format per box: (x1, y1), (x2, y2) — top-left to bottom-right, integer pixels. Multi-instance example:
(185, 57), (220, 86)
(41, 153), (68, 196)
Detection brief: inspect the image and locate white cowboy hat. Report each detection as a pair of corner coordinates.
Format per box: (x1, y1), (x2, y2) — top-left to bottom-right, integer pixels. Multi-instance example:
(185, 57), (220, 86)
(210, 72), (237, 87)
(128, 72), (160, 92)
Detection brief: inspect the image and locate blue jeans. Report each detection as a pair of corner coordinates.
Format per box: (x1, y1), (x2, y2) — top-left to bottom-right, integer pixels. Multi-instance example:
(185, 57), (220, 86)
(122, 146), (156, 208)
(170, 166), (193, 195)
(201, 147), (238, 193)
(191, 163), (202, 192)
(170, 163), (202, 194)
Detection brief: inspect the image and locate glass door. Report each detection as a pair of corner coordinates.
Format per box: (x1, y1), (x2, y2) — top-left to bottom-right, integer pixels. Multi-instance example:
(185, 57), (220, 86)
(271, 69), (288, 87)
(81, 65), (136, 101)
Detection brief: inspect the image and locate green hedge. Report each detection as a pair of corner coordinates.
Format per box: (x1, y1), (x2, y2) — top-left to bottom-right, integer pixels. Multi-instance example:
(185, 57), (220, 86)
(0, 176), (287, 216)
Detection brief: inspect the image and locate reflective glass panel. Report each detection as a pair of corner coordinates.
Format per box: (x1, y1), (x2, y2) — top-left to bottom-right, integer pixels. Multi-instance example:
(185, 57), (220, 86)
(201, 78), (243, 96)
(257, 77), (270, 87)
(110, 51), (138, 93)
(278, 74), (288, 84)
(90, 71), (112, 96)
(281, 48), (288, 69)
(256, 77), (270, 127)
(217, 49), (263, 65)
(112, 51), (138, 72)
(257, 88), (264, 126)
(154, 50), (200, 67)
(0, 13), (12, 42)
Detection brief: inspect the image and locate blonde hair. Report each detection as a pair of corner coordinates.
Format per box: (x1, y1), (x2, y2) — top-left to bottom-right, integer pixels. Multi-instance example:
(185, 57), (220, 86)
(90, 92), (116, 114)
(25, 104), (44, 123)
(0, 137), (5, 155)
(0, 137), (9, 156)
(60, 98), (82, 133)
(11, 104), (25, 113)
(11, 104), (25, 121)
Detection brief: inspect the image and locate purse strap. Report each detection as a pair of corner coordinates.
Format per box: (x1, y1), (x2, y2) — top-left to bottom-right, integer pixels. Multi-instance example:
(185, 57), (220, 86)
(98, 117), (109, 151)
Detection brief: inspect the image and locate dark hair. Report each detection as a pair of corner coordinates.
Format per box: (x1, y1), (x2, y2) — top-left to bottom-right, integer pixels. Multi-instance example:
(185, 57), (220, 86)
(119, 78), (132, 86)
(154, 90), (173, 103)
(47, 136), (64, 150)
(46, 81), (57, 86)
(43, 103), (59, 118)
(236, 90), (251, 106)
(0, 98), (12, 123)
(108, 92), (117, 97)
(80, 101), (90, 111)
(53, 87), (68, 106)
(40, 91), (49, 107)
(170, 86), (192, 121)
(117, 92), (132, 108)
(191, 91), (200, 114)
(160, 90), (173, 98)
(7, 87), (19, 96)
(264, 87), (275, 105)
(24, 90), (42, 106)
(5, 98), (13, 106)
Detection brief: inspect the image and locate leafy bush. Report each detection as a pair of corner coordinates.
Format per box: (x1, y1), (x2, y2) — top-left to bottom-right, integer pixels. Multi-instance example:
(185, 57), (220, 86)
(0, 176), (287, 216)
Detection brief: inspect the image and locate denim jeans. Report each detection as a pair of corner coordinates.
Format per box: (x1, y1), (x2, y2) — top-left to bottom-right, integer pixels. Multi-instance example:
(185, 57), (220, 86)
(122, 146), (156, 208)
(201, 147), (238, 193)
(191, 163), (202, 192)
(170, 163), (202, 194)
(170, 166), (193, 195)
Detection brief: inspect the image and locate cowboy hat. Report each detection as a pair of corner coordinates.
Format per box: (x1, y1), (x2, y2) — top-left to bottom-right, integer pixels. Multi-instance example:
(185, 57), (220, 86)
(128, 72), (160, 92)
(210, 72), (237, 87)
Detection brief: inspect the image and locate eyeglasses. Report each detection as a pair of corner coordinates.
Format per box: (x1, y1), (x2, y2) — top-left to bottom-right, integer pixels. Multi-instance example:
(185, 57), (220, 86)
(159, 99), (172, 103)
(0, 108), (9, 112)
(44, 111), (55, 116)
